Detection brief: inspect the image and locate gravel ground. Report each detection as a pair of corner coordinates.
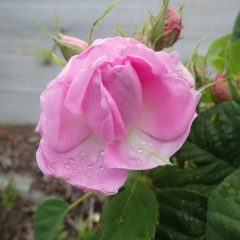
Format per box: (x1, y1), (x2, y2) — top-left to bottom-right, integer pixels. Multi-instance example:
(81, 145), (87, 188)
(0, 124), (101, 240)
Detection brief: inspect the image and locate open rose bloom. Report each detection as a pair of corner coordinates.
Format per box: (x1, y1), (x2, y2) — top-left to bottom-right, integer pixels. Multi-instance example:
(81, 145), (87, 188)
(36, 37), (200, 194)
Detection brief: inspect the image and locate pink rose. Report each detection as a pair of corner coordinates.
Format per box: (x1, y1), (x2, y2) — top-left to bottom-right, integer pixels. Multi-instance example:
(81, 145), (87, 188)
(36, 37), (200, 194)
(211, 72), (232, 102)
(163, 8), (182, 48)
(61, 35), (88, 50)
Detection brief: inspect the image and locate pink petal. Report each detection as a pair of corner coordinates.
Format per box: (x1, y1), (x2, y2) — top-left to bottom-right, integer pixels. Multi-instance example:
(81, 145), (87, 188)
(40, 82), (91, 152)
(104, 122), (194, 170)
(79, 69), (126, 143)
(168, 52), (195, 87)
(36, 135), (128, 195)
(137, 74), (200, 141)
(101, 61), (143, 129)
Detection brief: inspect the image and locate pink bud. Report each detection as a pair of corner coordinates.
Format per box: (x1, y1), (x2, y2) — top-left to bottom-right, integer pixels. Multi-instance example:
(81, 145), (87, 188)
(211, 72), (232, 102)
(61, 35), (88, 49)
(163, 8), (182, 47)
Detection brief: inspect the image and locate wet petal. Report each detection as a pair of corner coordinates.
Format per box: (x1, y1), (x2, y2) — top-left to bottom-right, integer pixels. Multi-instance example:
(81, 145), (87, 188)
(104, 124), (194, 170)
(37, 135), (128, 195)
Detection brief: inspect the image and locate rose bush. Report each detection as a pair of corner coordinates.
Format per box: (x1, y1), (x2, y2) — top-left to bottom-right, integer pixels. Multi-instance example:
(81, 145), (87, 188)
(36, 37), (200, 194)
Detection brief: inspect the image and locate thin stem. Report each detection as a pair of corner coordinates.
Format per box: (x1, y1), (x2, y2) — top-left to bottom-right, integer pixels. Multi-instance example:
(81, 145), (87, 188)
(68, 192), (93, 211)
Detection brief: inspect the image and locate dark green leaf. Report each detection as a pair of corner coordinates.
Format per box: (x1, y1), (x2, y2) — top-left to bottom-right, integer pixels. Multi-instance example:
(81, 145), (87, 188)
(231, 11), (240, 42)
(34, 198), (68, 240)
(156, 189), (207, 240)
(151, 101), (240, 239)
(100, 180), (158, 240)
(206, 169), (240, 239)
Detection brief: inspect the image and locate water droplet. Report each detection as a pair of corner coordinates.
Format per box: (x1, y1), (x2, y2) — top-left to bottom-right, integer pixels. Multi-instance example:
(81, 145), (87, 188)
(138, 148), (143, 153)
(130, 143), (136, 149)
(141, 140), (146, 145)
(128, 150), (138, 160)
(99, 150), (104, 157)
(64, 163), (70, 169)
(69, 157), (75, 163)
(100, 166), (105, 171)
(101, 97), (108, 109)
(47, 163), (55, 172)
(87, 163), (94, 169)
(80, 151), (86, 158)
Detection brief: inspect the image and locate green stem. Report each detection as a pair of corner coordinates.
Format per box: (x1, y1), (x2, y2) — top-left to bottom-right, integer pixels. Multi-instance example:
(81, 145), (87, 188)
(68, 192), (93, 211)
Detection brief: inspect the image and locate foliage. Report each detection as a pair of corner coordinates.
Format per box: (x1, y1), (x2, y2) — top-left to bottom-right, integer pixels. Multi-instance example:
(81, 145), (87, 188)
(34, 199), (68, 240)
(100, 178), (159, 240)
(34, 3), (240, 240)
(0, 181), (19, 216)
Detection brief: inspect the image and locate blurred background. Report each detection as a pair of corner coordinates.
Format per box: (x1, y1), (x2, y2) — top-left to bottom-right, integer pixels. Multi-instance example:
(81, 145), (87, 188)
(0, 0), (239, 123)
(0, 0), (239, 239)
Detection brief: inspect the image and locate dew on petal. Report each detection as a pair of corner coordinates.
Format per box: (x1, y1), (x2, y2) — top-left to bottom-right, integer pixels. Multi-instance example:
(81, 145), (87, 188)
(87, 163), (94, 169)
(137, 148), (143, 153)
(99, 150), (104, 157)
(47, 162), (55, 172)
(80, 151), (86, 156)
(69, 157), (75, 163)
(127, 150), (139, 161)
(64, 163), (70, 169)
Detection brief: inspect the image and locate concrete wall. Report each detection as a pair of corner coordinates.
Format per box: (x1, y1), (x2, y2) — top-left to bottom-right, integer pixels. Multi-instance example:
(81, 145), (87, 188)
(0, 0), (239, 124)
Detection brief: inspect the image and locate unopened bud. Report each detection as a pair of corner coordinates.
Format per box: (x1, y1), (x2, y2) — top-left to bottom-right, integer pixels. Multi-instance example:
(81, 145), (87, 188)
(163, 9), (182, 48)
(61, 35), (88, 49)
(211, 72), (232, 102)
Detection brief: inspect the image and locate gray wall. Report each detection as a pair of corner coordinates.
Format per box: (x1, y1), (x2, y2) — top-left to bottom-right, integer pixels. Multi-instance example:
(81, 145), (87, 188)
(0, 0), (239, 124)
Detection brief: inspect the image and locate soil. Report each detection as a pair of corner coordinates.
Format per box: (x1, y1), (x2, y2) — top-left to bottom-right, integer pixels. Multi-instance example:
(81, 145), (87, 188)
(0, 124), (101, 240)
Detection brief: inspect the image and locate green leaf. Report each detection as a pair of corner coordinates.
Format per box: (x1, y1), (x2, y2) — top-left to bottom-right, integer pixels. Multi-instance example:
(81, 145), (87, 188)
(156, 189), (207, 240)
(207, 34), (240, 75)
(227, 39), (240, 75)
(206, 168), (240, 239)
(150, 101), (240, 239)
(37, 48), (52, 65)
(232, 11), (240, 42)
(207, 35), (230, 71)
(100, 179), (159, 240)
(181, 101), (240, 169)
(51, 52), (66, 67)
(34, 198), (68, 240)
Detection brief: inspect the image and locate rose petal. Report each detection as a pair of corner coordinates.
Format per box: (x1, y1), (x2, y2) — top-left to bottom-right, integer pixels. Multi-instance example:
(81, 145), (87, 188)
(104, 121), (195, 170)
(79, 69), (126, 143)
(36, 135), (128, 195)
(137, 74), (200, 141)
(101, 61), (143, 129)
(40, 82), (91, 152)
(168, 52), (195, 87)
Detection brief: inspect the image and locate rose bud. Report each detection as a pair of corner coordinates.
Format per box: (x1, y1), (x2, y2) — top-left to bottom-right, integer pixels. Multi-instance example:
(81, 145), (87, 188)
(163, 8), (182, 48)
(55, 35), (88, 61)
(36, 37), (200, 195)
(148, 7), (182, 51)
(61, 35), (88, 49)
(211, 72), (232, 102)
